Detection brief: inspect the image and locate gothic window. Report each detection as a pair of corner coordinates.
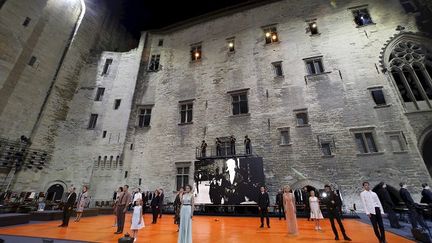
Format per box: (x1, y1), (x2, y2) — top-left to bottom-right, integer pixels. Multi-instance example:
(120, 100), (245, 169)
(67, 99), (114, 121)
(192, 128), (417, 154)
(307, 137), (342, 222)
(388, 41), (432, 110)
(102, 58), (113, 75)
(263, 26), (279, 44)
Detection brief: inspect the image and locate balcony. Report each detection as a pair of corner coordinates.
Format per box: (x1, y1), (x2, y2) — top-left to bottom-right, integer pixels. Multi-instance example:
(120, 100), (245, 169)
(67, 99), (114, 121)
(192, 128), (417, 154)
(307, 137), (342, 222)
(195, 143), (254, 160)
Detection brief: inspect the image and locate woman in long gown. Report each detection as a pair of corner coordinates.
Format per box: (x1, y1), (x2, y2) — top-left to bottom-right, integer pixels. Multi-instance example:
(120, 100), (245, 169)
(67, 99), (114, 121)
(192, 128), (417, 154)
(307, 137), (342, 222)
(283, 185), (298, 235)
(75, 186), (89, 222)
(178, 185), (194, 243)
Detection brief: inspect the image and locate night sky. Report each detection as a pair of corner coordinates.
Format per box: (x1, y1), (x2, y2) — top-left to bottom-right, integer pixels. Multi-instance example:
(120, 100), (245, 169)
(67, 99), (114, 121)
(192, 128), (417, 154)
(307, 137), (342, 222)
(121, 0), (256, 37)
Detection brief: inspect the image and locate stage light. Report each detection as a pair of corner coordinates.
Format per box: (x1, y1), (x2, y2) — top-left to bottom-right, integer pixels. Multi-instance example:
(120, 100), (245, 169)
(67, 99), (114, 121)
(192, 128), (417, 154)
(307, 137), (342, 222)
(272, 35), (277, 40)
(228, 42), (234, 48)
(311, 23), (317, 29)
(265, 32), (271, 37)
(195, 52), (200, 58)
(322, 192), (327, 198)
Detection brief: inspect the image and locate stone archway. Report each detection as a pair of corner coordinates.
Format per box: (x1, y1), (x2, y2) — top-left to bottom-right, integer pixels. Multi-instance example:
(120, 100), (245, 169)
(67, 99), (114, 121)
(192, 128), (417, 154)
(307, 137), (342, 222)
(420, 126), (432, 178)
(44, 180), (67, 201)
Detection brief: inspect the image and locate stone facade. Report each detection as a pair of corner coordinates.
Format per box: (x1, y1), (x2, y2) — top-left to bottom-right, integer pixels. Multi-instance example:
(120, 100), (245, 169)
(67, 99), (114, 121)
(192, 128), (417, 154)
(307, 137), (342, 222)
(2, 0), (432, 210)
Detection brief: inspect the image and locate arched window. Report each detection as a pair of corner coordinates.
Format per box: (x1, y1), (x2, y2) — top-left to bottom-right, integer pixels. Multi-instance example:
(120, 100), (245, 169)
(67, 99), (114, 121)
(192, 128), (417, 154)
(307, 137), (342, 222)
(103, 156), (107, 169)
(388, 40), (432, 110)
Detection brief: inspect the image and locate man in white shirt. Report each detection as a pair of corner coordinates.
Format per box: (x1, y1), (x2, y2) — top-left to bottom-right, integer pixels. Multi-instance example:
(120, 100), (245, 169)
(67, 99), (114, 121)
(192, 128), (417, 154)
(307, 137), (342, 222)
(360, 182), (386, 243)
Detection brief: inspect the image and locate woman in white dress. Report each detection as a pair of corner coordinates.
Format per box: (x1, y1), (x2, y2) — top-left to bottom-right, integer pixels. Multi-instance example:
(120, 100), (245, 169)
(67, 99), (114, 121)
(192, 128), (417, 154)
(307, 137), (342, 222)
(309, 190), (324, 231)
(131, 198), (145, 242)
(75, 186), (89, 222)
(178, 185), (194, 243)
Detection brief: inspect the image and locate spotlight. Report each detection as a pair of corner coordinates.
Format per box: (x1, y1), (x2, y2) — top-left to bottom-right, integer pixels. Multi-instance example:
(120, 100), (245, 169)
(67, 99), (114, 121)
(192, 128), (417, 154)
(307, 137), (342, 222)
(322, 192), (327, 198)
(228, 42), (234, 48)
(265, 32), (271, 37)
(194, 52), (200, 58)
(311, 23), (317, 28)
(272, 35), (277, 40)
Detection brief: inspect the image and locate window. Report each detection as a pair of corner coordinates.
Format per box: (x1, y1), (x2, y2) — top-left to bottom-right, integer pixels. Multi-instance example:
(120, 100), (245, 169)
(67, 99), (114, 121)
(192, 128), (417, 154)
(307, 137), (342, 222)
(102, 130), (107, 138)
(354, 132), (378, 154)
(295, 110), (309, 126)
(102, 58), (113, 75)
(304, 57), (324, 75)
(138, 108), (151, 127)
(308, 21), (319, 35)
(227, 38), (235, 53)
(88, 114), (98, 129)
(148, 54), (160, 71)
(115, 156), (120, 168)
(95, 87), (105, 101)
(400, 0), (417, 13)
(96, 156), (101, 168)
(272, 61), (283, 77)
(321, 142), (332, 155)
(102, 156), (107, 169)
(352, 8), (374, 27)
(231, 92), (249, 115)
(23, 17), (31, 27)
(158, 39), (164, 46)
(28, 56), (37, 66)
(108, 156), (113, 168)
(191, 44), (202, 61)
(263, 26), (279, 44)
(180, 103), (193, 124)
(114, 99), (121, 110)
(279, 128), (290, 145)
(124, 171), (128, 178)
(318, 135), (336, 156)
(386, 131), (407, 152)
(370, 88), (387, 106)
(176, 166), (190, 190)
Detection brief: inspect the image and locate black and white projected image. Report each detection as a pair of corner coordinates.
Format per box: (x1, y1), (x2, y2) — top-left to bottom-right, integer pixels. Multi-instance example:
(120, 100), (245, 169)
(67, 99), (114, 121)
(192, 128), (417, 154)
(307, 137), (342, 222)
(194, 157), (265, 205)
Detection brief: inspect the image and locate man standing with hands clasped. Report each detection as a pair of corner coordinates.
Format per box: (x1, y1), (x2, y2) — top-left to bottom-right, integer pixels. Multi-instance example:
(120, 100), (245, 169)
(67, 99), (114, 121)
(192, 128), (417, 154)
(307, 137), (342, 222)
(115, 185), (131, 234)
(258, 186), (270, 228)
(360, 182), (386, 243)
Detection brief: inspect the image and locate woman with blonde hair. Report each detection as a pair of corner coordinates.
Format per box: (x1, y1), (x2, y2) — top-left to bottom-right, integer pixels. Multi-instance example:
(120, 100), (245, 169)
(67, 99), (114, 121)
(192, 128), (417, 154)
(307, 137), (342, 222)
(283, 185), (298, 235)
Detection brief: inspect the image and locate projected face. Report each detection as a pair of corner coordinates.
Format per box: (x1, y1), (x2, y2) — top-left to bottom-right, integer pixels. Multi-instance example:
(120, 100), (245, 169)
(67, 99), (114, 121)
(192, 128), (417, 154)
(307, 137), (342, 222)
(226, 158), (237, 184)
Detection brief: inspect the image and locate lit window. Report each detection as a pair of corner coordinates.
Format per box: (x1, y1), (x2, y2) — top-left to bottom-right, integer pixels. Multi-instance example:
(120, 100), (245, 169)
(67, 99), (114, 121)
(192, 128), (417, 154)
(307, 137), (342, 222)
(95, 87), (105, 101)
(180, 103), (193, 124)
(263, 26), (279, 44)
(227, 38), (235, 53)
(354, 132), (378, 154)
(88, 114), (98, 129)
(102, 58), (113, 75)
(191, 44), (202, 61)
(308, 22), (319, 35)
(352, 8), (374, 27)
(304, 57), (324, 75)
(138, 108), (152, 128)
(148, 54), (160, 71)
(231, 92), (249, 115)
(272, 61), (283, 77)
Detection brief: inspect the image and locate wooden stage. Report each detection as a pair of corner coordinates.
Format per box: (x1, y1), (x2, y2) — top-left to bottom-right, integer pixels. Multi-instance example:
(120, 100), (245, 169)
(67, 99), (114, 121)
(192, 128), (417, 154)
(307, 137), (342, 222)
(0, 214), (413, 243)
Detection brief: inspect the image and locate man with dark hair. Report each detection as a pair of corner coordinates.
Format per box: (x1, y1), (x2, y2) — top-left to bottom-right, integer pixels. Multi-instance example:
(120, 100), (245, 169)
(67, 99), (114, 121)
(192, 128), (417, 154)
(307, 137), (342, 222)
(115, 185), (131, 234)
(200, 140), (207, 157)
(302, 186), (310, 221)
(257, 186), (270, 228)
(421, 183), (432, 204)
(275, 188), (285, 220)
(322, 185), (351, 241)
(158, 188), (164, 218)
(360, 181), (386, 243)
(244, 135), (251, 155)
(58, 186), (76, 227)
(376, 182), (402, 229)
(399, 182), (428, 229)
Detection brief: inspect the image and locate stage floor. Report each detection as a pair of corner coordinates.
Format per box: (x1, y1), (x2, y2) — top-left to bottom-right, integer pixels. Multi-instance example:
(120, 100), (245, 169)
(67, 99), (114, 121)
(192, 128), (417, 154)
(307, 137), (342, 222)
(0, 214), (413, 243)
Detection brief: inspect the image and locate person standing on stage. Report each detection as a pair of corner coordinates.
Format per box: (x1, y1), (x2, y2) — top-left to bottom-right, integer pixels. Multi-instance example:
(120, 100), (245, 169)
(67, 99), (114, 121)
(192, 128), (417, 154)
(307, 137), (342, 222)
(376, 182), (402, 229)
(174, 187), (184, 230)
(322, 185), (351, 241)
(230, 135), (236, 155)
(421, 183), (432, 204)
(244, 135), (251, 155)
(178, 185), (194, 243)
(113, 187), (123, 227)
(59, 186), (76, 227)
(283, 185), (298, 235)
(200, 140), (207, 157)
(301, 186), (310, 221)
(399, 182), (428, 229)
(151, 189), (160, 224)
(360, 182), (386, 243)
(257, 186), (270, 228)
(115, 185), (131, 234)
(74, 185), (89, 222)
(309, 190), (324, 231)
(133, 188), (142, 206)
(159, 188), (164, 218)
(276, 188), (285, 220)
(130, 198), (144, 242)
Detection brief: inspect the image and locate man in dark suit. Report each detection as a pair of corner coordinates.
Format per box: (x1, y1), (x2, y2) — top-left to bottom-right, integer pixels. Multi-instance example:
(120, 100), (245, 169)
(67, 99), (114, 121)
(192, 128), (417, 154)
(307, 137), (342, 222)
(275, 188), (285, 220)
(400, 182), (428, 229)
(151, 190), (160, 224)
(376, 182), (402, 229)
(257, 186), (270, 228)
(421, 183), (432, 204)
(59, 186), (76, 227)
(322, 185), (351, 241)
(158, 189), (164, 218)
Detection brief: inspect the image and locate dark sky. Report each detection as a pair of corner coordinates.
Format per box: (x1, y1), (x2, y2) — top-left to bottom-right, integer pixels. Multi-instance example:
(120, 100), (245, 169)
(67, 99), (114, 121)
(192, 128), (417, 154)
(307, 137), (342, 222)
(121, 0), (255, 37)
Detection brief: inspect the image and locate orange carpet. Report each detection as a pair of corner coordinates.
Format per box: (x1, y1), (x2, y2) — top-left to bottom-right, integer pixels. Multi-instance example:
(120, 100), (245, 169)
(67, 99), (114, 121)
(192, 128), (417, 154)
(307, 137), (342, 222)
(0, 214), (413, 243)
